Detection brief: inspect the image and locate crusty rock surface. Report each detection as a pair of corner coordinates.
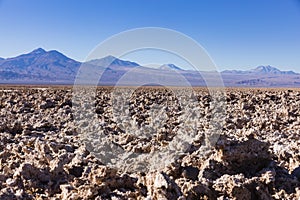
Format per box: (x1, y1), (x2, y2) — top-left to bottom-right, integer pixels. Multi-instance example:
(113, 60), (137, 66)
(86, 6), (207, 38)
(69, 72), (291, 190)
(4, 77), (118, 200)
(0, 86), (300, 199)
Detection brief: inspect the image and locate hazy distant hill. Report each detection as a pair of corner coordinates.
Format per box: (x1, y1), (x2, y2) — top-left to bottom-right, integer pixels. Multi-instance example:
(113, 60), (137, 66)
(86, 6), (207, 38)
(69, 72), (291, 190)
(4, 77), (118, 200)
(221, 66), (300, 87)
(87, 55), (139, 69)
(222, 65), (298, 75)
(159, 64), (183, 71)
(0, 48), (300, 87)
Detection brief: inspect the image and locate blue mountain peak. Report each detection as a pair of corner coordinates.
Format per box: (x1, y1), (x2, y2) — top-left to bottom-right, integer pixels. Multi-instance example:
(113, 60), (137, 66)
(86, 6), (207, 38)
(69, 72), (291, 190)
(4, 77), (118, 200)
(31, 48), (47, 54)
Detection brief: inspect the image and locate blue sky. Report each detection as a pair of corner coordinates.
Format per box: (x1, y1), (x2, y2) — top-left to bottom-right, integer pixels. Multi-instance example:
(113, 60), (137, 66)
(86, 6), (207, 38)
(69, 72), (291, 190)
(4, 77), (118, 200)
(0, 0), (300, 71)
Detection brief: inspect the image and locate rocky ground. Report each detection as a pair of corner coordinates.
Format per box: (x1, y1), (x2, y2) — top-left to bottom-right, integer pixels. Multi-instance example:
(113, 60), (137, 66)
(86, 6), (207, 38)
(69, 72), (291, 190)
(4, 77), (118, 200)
(0, 86), (300, 199)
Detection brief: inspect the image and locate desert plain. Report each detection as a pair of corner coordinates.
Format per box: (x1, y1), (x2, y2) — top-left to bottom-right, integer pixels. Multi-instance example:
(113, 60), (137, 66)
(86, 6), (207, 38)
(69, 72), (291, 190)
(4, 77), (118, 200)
(0, 86), (300, 199)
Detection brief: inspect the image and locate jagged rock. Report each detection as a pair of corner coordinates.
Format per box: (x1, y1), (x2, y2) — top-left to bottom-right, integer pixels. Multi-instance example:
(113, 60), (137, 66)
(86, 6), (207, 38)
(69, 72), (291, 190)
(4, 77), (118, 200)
(182, 166), (199, 181)
(145, 172), (181, 199)
(40, 99), (56, 109)
(213, 174), (251, 200)
(0, 87), (299, 199)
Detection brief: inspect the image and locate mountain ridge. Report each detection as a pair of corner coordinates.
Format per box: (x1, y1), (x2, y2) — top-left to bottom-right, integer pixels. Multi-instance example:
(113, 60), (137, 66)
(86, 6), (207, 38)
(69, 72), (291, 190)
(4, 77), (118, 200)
(86, 55), (140, 68)
(159, 64), (183, 71)
(1, 48), (298, 74)
(0, 48), (81, 81)
(0, 48), (299, 87)
(222, 65), (298, 75)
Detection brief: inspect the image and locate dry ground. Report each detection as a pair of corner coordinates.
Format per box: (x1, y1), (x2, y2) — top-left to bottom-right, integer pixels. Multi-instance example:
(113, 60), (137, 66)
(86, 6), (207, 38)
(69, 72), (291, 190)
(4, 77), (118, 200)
(0, 86), (300, 199)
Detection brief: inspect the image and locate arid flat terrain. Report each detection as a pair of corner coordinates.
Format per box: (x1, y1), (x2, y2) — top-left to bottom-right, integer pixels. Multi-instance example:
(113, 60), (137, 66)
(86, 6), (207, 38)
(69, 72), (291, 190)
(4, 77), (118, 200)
(0, 86), (300, 199)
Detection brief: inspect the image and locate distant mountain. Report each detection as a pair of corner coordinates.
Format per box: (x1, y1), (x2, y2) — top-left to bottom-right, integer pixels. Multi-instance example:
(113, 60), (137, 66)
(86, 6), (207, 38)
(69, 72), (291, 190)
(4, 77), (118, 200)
(86, 56), (140, 68)
(1, 48), (300, 87)
(0, 48), (80, 82)
(221, 69), (248, 74)
(159, 64), (182, 71)
(0, 57), (4, 61)
(251, 65), (297, 75)
(221, 65), (300, 87)
(222, 65), (298, 75)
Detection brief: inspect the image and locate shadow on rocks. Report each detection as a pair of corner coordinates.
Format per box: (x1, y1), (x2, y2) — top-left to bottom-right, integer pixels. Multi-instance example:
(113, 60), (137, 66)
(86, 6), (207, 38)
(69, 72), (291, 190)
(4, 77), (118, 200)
(200, 135), (300, 199)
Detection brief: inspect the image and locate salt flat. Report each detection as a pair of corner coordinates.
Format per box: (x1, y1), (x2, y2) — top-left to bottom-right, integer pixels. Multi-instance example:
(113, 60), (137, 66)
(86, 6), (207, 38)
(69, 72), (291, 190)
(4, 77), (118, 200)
(0, 86), (299, 199)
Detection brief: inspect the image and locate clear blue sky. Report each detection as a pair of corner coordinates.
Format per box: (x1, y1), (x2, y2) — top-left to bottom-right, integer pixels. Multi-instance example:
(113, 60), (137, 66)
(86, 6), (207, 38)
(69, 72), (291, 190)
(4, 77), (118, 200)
(0, 0), (300, 71)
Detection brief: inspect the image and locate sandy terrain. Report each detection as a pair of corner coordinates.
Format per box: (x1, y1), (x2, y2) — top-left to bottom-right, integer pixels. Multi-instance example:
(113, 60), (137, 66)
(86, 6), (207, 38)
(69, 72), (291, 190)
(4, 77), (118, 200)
(0, 86), (300, 199)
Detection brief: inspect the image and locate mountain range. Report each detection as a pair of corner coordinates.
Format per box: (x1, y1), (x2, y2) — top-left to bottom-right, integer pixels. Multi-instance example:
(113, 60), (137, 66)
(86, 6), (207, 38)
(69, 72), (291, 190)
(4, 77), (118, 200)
(222, 65), (297, 75)
(0, 48), (299, 87)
